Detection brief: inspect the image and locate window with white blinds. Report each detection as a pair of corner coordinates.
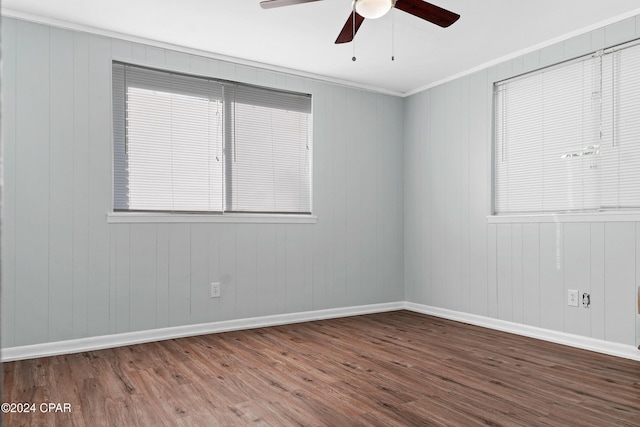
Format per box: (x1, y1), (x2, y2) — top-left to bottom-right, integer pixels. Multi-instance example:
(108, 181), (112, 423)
(112, 62), (312, 214)
(494, 39), (640, 215)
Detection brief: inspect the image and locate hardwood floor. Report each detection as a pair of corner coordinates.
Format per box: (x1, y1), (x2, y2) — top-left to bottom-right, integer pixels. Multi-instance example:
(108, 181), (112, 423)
(3, 310), (639, 426)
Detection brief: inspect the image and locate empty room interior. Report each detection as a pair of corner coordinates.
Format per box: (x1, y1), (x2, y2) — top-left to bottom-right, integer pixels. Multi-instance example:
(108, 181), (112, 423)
(2, 0), (640, 425)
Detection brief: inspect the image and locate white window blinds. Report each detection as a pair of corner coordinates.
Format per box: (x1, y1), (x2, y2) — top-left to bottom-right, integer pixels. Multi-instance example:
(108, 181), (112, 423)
(600, 43), (640, 209)
(227, 85), (312, 213)
(112, 62), (312, 214)
(494, 40), (640, 215)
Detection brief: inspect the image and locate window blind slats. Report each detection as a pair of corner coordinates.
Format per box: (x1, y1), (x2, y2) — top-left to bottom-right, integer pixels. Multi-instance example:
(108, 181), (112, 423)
(600, 44), (640, 209)
(230, 102), (311, 213)
(493, 43), (640, 215)
(112, 62), (312, 214)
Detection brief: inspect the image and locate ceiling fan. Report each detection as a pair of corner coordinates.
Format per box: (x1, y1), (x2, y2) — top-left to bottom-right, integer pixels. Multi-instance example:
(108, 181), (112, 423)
(259, 0), (460, 44)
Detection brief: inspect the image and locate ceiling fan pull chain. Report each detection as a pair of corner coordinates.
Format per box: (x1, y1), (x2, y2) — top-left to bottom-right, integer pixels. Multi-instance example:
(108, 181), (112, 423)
(391, 5), (395, 61)
(352, 8), (357, 61)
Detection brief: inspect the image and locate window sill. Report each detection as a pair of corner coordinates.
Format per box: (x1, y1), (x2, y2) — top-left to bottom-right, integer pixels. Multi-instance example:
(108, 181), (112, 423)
(107, 212), (317, 224)
(487, 212), (640, 224)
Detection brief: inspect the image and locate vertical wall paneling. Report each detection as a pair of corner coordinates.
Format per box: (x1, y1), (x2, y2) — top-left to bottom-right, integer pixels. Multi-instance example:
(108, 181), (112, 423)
(563, 32), (591, 60)
(234, 224), (257, 319)
(255, 224), (278, 316)
(522, 224), (541, 327)
(589, 223), (606, 340)
(1, 18), (18, 348)
(14, 20), (50, 346)
(590, 27), (606, 51)
(404, 94), (420, 302)
(206, 224), (222, 321)
(468, 70), (489, 317)
(155, 224), (170, 328)
(416, 92), (431, 303)
(403, 13), (640, 350)
(310, 85), (331, 309)
(86, 35), (112, 337)
(115, 224), (131, 334)
(403, 94), (421, 302)
(604, 223), (636, 345)
(165, 50), (190, 72)
(539, 42), (565, 68)
(331, 86), (347, 306)
(303, 224), (315, 311)
(189, 223), (211, 325)
(14, 14), (640, 351)
(131, 42), (146, 62)
(285, 225), (307, 313)
(189, 54), (209, 76)
(511, 224), (523, 324)
(360, 91), (378, 305)
(604, 17), (636, 47)
(236, 64), (258, 86)
(275, 225), (287, 313)
(387, 97), (405, 302)
(429, 85), (447, 307)
(168, 224), (192, 327)
(145, 46), (165, 66)
(521, 50), (541, 75)
(459, 76), (471, 313)
(445, 81), (462, 311)
(109, 226), (118, 334)
(218, 224), (237, 320)
(539, 223), (564, 331)
(511, 56), (524, 77)
(486, 65), (499, 321)
(71, 31), (90, 340)
(3, 17), (405, 349)
(207, 57), (221, 79)
(636, 224), (640, 347)
(487, 224), (497, 318)
(495, 60), (513, 83)
(496, 224), (513, 321)
(111, 39), (133, 62)
(344, 89), (363, 307)
(563, 223), (591, 337)
(220, 61), (237, 82)
(48, 27), (75, 343)
(130, 224), (158, 331)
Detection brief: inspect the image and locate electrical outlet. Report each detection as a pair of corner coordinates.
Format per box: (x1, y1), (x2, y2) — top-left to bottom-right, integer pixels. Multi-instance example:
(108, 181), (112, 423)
(568, 289), (579, 307)
(210, 282), (221, 298)
(582, 292), (590, 308)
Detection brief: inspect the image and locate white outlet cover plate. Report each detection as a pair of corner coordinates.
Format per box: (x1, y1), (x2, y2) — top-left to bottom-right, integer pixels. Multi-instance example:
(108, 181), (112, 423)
(568, 289), (579, 307)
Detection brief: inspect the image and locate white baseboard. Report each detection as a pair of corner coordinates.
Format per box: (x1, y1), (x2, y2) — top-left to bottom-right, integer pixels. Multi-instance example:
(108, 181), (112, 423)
(4, 301), (639, 362)
(404, 302), (640, 362)
(1, 302), (403, 362)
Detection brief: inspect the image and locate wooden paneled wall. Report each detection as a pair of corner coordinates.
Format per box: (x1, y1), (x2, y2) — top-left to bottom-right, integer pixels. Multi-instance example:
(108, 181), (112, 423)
(404, 16), (640, 347)
(1, 18), (404, 348)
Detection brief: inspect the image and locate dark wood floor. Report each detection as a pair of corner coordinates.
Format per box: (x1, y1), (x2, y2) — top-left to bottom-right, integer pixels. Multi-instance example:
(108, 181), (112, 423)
(2, 310), (639, 426)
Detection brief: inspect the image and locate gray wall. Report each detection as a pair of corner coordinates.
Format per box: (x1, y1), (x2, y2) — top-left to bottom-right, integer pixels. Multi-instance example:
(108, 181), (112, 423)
(1, 17), (404, 348)
(404, 16), (640, 347)
(5, 14), (640, 352)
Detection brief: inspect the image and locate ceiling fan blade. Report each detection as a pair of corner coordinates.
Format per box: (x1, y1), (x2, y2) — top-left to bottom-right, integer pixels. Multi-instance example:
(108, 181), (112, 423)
(335, 12), (365, 44)
(260, 0), (322, 9)
(394, 0), (460, 27)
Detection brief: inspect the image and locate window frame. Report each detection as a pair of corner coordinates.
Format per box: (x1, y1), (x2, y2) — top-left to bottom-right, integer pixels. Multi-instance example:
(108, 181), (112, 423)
(110, 60), (316, 224)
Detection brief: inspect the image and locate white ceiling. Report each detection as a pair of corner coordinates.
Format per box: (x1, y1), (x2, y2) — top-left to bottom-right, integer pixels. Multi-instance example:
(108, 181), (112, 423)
(4, 0), (640, 95)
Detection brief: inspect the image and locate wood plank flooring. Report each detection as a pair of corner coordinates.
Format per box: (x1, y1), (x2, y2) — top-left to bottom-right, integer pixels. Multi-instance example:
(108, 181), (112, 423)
(3, 310), (639, 426)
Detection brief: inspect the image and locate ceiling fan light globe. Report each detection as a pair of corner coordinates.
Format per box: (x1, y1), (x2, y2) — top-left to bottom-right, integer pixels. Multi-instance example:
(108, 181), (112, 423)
(354, 0), (393, 19)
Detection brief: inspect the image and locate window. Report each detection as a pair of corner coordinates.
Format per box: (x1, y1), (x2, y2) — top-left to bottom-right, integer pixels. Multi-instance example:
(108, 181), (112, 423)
(493, 39), (640, 215)
(112, 62), (312, 215)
